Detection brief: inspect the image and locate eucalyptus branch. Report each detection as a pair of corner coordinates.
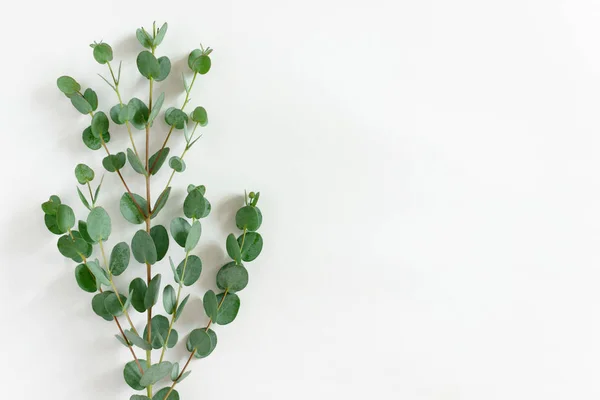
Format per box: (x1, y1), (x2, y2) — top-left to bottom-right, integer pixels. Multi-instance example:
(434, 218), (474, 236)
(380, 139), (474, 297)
(43, 22), (266, 400)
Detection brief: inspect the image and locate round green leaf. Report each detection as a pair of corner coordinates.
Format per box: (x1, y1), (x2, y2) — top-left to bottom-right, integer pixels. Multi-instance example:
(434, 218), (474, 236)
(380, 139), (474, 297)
(70, 93), (93, 114)
(132, 230), (157, 265)
(164, 107), (188, 129)
(57, 232), (91, 262)
(93, 43), (113, 64)
(82, 126), (110, 150)
(41, 195), (61, 215)
(102, 152), (126, 172)
(136, 28), (153, 49)
(129, 278), (148, 313)
(127, 148), (148, 176)
(216, 262), (248, 293)
(187, 49), (202, 70)
(150, 225), (169, 262)
(123, 358), (147, 390)
(83, 88), (98, 111)
(184, 221), (201, 252)
(128, 98), (149, 130)
(216, 292), (240, 325)
(78, 220), (96, 244)
(151, 187), (171, 219)
(177, 255), (202, 286)
(57, 76), (80, 95)
(137, 51), (160, 79)
(195, 328), (217, 358)
(174, 294), (190, 322)
(75, 264), (97, 293)
(154, 23), (168, 47)
(236, 206), (260, 231)
(170, 217), (191, 248)
(187, 184), (206, 195)
(143, 314), (178, 349)
(183, 190), (206, 219)
(85, 259), (110, 286)
(124, 330), (152, 350)
(139, 361), (173, 388)
(104, 292), (125, 317)
(110, 104), (128, 125)
(148, 147), (170, 175)
(44, 214), (62, 235)
(226, 233), (242, 264)
(91, 111), (109, 138)
(187, 329), (212, 356)
(86, 207), (111, 241)
(163, 285), (176, 314)
(203, 290), (218, 321)
(144, 274), (161, 310)
(238, 232), (263, 262)
(56, 204), (75, 233)
(190, 106), (208, 126)
(120, 193), (148, 225)
(156, 56), (171, 81)
(153, 388), (179, 400)
(110, 242), (130, 276)
(188, 50), (211, 74)
(130, 396), (151, 400)
(75, 163), (94, 185)
(169, 156), (185, 172)
(92, 291), (113, 321)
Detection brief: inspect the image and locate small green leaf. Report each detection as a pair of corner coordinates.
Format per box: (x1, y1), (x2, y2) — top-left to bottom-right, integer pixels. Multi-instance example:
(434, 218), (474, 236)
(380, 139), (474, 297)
(76, 187), (91, 210)
(188, 50), (211, 74)
(164, 107), (188, 129)
(177, 255), (202, 286)
(163, 285), (176, 314)
(57, 232), (91, 261)
(183, 189), (207, 219)
(150, 225), (169, 261)
(136, 28), (153, 49)
(78, 220), (96, 243)
(238, 232), (263, 262)
(120, 193), (148, 225)
(216, 262), (248, 293)
(170, 362), (179, 381)
(102, 152), (126, 172)
(124, 330), (152, 350)
(177, 371), (191, 383)
(187, 184), (205, 195)
(86, 259), (110, 286)
(203, 290), (218, 321)
(174, 294), (190, 322)
(93, 175), (104, 203)
(226, 233), (242, 264)
(187, 329), (212, 357)
(148, 92), (165, 125)
(123, 290), (133, 312)
(91, 111), (109, 138)
(132, 230), (157, 265)
(93, 42), (113, 64)
(110, 104), (128, 125)
(74, 264), (97, 293)
(144, 314), (178, 349)
(190, 106), (208, 126)
(91, 291), (114, 321)
(128, 98), (149, 130)
(184, 221), (201, 252)
(86, 207), (111, 241)
(41, 195), (61, 215)
(193, 328), (217, 359)
(83, 88), (98, 111)
(82, 126), (110, 150)
(144, 274), (161, 309)
(127, 148), (148, 176)
(75, 164), (94, 185)
(56, 204), (75, 233)
(169, 156), (186, 172)
(131, 395), (151, 400)
(104, 292), (126, 316)
(151, 187), (171, 219)
(129, 278), (148, 313)
(45, 214), (61, 235)
(137, 51), (160, 79)
(153, 388), (180, 400)
(115, 334), (130, 348)
(57, 76), (80, 95)
(154, 22), (168, 47)
(123, 358), (147, 390)
(110, 242), (130, 276)
(216, 292), (240, 325)
(70, 93), (93, 114)
(170, 218), (191, 248)
(169, 257), (180, 282)
(148, 148), (170, 175)
(236, 206), (260, 231)
(156, 56), (171, 82)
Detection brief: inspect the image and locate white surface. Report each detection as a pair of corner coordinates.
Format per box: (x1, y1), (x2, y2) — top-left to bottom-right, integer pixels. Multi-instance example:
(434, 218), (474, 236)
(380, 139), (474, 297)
(0, 0), (599, 399)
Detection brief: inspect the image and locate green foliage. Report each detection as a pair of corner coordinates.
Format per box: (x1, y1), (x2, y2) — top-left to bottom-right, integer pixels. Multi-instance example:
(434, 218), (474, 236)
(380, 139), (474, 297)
(216, 262), (249, 292)
(46, 24), (266, 396)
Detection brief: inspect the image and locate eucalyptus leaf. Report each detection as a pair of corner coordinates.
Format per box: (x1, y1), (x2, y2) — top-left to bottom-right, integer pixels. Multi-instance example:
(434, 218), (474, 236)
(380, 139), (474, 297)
(170, 362), (179, 381)
(136, 27), (153, 49)
(143, 314), (178, 349)
(86, 259), (111, 286)
(169, 156), (185, 172)
(103, 152), (126, 172)
(93, 43), (113, 64)
(239, 232), (263, 262)
(92, 291), (114, 321)
(216, 292), (240, 325)
(226, 233), (242, 264)
(76, 187), (91, 210)
(104, 292), (126, 316)
(123, 358), (147, 390)
(164, 107), (188, 129)
(130, 396), (151, 400)
(82, 126), (110, 150)
(78, 220), (96, 244)
(147, 92), (165, 126)
(41, 195), (61, 215)
(144, 274), (161, 309)
(44, 214), (62, 235)
(129, 278), (148, 313)
(163, 285), (176, 314)
(128, 98), (149, 130)
(83, 88), (98, 111)
(110, 104), (128, 125)
(154, 22), (168, 47)
(86, 207), (111, 241)
(149, 147), (170, 175)
(137, 51), (160, 79)
(187, 329), (212, 357)
(183, 189), (206, 219)
(132, 230), (157, 265)
(74, 263), (97, 293)
(203, 290), (218, 321)
(174, 294), (190, 322)
(57, 232), (91, 262)
(56, 204), (75, 233)
(216, 262), (248, 293)
(91, 111), (109, 138)
(124, 330), (152, 350)
(70, 93), (93, 114)
(127, 148), (148, 176)
(57, 76), (80, 95)
(151, 187), (171, 219)
(177, 371), (191, 383)
(150, 225), (169, 261)
(115, 334), (130, 348)
(184, 221), (201, 252)
(170, 217), (191, 248)
(236, 206), (260, 231)
(169, 257), (180, 282)
(191, 106), (208, 126)
(120, 193), (148, 225)
(110, 242), (130, 276)
(194, 328), (217, 358)
(156, 56), (171, 82)
(177, 255), (202, 286)
(153, 388), (180, 400)
(75, 164), (95, 185)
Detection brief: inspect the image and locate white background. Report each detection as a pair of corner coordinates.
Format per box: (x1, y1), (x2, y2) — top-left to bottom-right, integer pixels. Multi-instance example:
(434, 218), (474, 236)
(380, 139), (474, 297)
(0, 0), (599, 399)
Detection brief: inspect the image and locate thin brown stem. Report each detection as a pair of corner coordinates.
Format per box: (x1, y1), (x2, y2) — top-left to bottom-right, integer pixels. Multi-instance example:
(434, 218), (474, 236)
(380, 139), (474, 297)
(163, 350), (196, 399)
(114, 316), (144, 374)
